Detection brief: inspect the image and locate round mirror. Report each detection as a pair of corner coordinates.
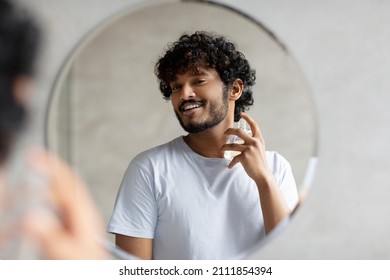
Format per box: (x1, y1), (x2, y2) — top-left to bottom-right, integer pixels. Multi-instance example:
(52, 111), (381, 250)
(45, 0), (317, 258)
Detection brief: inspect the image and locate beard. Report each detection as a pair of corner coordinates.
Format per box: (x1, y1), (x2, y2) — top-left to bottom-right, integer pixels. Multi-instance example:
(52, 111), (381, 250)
(175, 87), (229, 133)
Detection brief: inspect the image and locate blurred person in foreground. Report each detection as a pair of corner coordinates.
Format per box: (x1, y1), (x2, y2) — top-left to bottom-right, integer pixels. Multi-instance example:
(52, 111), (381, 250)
(0, 0), (109, 259)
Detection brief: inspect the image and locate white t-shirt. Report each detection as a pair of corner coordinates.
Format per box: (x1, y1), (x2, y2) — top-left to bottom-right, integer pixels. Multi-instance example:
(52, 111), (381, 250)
(107, 136), (298, 259)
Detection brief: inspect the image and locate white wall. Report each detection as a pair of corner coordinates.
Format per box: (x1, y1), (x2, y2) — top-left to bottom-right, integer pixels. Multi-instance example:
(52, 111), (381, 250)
(18, 0), (390, 259)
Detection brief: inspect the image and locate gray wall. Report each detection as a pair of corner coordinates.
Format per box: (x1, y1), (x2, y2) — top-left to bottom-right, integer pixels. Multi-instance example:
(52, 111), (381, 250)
(18, 0), (390, 259)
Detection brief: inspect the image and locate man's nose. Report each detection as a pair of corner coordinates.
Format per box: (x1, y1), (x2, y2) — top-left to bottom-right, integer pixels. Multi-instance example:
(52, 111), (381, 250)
(180, 83), (195, 100)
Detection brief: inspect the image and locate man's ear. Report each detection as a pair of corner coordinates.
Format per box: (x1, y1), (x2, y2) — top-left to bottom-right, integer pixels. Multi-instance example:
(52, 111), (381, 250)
(229, 79), (243, 101)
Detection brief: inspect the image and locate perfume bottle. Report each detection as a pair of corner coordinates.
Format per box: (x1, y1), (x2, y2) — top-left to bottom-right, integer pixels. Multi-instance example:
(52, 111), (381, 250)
(224, 118), (252, 160)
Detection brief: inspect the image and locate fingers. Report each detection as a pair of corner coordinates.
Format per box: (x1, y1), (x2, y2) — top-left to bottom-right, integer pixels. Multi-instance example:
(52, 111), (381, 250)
(240, 112), (264, 142)
(223, 126), (252, 143)
(223, 113), (264, 145)
(222, 113), (267, 171)
(227, 154), (241, 169)
(221, 142), (247, 152)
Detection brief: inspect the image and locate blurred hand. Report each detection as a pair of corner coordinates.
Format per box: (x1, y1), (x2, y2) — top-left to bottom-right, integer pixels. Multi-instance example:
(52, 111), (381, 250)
(22, 149), (109, 259)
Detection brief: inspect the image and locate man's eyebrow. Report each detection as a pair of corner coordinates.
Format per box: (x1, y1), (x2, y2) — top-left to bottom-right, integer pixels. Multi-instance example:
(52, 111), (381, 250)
(192, 70), (209, 77)
(195, 69), (209, 75)
(170, 70), (209, 83)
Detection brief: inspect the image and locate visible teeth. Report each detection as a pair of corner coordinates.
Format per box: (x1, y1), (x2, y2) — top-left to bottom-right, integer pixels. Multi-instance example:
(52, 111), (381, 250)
(183, 104), (201, 111)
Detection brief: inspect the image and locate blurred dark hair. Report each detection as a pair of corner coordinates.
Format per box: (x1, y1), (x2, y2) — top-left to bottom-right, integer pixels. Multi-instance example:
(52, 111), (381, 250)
(0, 0), (41, 162)
(155, 31), (256, 122)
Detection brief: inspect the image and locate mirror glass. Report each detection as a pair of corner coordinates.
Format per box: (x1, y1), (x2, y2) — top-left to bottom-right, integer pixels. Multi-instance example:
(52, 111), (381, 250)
(46, 0), (317, 258)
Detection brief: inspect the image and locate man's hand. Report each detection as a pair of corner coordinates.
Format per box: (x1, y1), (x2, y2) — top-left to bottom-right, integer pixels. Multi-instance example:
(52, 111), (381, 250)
(221, 113), (290, 234)
(22, 149), (109, 259)
(221, 113), (273, 186)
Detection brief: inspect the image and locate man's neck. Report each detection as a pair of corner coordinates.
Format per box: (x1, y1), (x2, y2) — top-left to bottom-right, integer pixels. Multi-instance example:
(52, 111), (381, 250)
(183, 124), (230, 158)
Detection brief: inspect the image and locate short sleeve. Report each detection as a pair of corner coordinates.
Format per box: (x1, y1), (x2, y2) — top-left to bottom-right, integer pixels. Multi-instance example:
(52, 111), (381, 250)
(268, 151), (299, 210)
(107, 159), (158, 239)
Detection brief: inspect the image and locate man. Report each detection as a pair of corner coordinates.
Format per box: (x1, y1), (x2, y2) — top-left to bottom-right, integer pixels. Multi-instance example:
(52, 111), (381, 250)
(108, 31), (299, 259)
(0, 0), (108, 259)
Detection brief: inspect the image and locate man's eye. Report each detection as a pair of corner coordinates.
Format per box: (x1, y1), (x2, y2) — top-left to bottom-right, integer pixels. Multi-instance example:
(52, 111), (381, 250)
(171, 85), (181, 92)
(195, 79), (206, 85)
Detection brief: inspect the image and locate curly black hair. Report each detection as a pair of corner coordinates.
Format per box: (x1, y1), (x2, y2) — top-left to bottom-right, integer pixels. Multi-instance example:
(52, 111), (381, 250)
(155, 31), (255, 122)
(0, 0), (41, 162)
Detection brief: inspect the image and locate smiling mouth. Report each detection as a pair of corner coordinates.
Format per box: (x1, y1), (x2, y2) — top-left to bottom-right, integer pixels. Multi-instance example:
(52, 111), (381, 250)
(179, 101), (205, 112)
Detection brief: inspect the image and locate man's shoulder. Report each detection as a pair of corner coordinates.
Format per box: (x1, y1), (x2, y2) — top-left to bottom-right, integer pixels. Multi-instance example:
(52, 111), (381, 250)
(132, 136), (183, 161)
(265, 150), (291, 170)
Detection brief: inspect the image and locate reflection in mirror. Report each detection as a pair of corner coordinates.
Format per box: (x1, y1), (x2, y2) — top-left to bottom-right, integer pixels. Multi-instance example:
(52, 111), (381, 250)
(46, 0), (317, 259)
